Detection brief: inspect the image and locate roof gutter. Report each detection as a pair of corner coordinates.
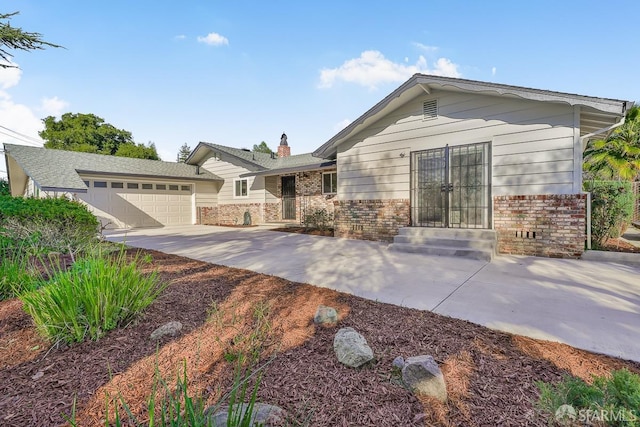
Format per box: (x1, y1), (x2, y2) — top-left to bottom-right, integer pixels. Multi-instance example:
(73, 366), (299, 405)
(240, 161), (336, 178)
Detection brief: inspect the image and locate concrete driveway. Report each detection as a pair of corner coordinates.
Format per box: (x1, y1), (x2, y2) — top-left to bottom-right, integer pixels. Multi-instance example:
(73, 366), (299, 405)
(105, 225), (640, 362)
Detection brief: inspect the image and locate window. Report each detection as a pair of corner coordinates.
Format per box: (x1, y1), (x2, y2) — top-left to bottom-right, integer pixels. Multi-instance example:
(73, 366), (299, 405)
(94, 181), (107, 188)
(169, 184), (179, 191)
(156, 184), (166, 190)
(83, 180), (90, 187)
(234, 179), (248, 197)
(127, 183), (139, 189)
(111, 182), (124, 189)
(181, 185), (191, 191)
(142, 183), (153, 190)
(322, 172), (337, 194)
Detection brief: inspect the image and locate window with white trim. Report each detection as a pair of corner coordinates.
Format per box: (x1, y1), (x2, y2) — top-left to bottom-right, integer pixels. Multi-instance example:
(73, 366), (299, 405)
(322, 172), (337, 194)
(234, 179), (248, 197)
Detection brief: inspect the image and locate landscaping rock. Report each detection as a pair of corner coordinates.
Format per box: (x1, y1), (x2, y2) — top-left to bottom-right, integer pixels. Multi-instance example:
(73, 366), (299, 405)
(392, 356), (405, 370)
(206, 402), (286, 427)
(402, 355), (447, 402)
(333, 327), (374, 368)
(150, 321), (183, 340)
(314, 305), (338, 324)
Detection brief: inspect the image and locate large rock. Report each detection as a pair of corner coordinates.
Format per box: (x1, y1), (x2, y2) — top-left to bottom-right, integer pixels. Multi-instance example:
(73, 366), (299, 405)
(150, 321), (183, 340)
(402, 355), (447, 402)
(333, 327), (374, 368)
(314, 305), (338, 325)
(206, 402), (286, 427)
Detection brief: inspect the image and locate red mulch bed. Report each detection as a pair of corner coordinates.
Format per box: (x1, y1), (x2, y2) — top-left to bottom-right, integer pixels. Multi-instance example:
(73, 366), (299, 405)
(599, 236), (640, 253)
(271, 227), (334, 237)
(1, 250), (639, 426)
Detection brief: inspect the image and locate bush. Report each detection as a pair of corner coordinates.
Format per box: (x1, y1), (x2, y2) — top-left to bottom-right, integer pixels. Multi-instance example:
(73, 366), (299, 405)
(537, 369), (640, 426)
(0, 195), (99, 256)
(0, 178), (9, 196)
(20, 249), (166, 344)
(584, 181), (634, 248)
(0, 253), (39, 300)
(303, 208), (333, 231)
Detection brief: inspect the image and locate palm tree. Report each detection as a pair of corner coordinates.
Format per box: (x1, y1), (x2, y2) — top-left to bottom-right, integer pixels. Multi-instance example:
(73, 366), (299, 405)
(584, 105), (640, 181)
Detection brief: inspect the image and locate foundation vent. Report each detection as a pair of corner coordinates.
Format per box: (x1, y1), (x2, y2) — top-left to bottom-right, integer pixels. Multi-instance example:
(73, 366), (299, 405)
(423, 99), (438, 120)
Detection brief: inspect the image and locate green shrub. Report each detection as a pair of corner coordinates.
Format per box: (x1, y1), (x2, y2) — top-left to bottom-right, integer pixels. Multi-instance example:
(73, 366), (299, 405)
(536, 369), (640, 426)
(303, 208), (333, 231)
(0, 195), (99, 256)
(584, 181), (635, 248)
(0, 178), (9, 196)
(0, 253), (39, 300)
(20, 249), (166, 344)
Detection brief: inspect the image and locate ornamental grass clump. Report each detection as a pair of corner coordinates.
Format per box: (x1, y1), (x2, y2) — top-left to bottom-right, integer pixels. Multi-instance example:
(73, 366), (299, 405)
(20, 249), (166, 344)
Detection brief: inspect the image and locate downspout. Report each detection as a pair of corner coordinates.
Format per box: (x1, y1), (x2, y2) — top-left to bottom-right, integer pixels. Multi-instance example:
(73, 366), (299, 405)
(580, 113), (627, 250)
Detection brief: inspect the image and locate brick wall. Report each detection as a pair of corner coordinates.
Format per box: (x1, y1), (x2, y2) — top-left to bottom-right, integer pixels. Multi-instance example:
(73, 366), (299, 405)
(334, 199), (410, 242)
(493, 194), (587, 258)
(198, 206), (218, 225)
(216, 203), (264, 225)
(276, 170), (336, 223)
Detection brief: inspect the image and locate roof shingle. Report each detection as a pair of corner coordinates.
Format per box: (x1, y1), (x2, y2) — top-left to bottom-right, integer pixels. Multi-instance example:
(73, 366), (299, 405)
(4, 144), (221, 192)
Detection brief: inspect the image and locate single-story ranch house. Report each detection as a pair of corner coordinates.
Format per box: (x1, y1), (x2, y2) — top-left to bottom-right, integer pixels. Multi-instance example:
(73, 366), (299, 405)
(4, 74), (631, 258)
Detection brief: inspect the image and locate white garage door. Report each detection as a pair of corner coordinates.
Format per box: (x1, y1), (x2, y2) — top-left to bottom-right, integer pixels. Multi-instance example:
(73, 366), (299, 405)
(79, 179), (193, 228)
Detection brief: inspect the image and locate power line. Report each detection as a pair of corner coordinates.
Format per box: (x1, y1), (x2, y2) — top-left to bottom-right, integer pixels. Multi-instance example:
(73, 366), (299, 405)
(0, 124), (43, 145)
(0, 130), (42, 146)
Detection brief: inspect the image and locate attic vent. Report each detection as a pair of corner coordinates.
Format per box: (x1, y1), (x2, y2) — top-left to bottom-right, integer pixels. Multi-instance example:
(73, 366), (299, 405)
(423, 99), (438, 120)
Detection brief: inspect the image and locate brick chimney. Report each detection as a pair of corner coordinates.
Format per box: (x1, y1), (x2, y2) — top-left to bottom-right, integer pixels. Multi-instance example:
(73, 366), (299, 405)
(277, 132), (291, 157)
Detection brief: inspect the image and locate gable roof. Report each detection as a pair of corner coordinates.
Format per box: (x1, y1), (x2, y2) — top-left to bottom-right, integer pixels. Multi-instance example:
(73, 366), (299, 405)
(4, 144), (221, 193)
(313, 74), (633, 159)
(187, 142), (336, 176)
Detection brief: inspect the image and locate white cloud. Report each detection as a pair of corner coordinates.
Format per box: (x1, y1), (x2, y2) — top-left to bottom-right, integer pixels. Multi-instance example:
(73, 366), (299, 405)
(197, 32), (229, 46)
(334, 119), (351, 132)
(39, 96), (69, 117)
(0, 64), (22, 89)
(413, 42), (439, 53)
(318, 50), (461, 89)
(174, 35), (186, 40)
(0, 62), (45, 146)
(0, 93), (45, 144)
(492, 67), (497, 76)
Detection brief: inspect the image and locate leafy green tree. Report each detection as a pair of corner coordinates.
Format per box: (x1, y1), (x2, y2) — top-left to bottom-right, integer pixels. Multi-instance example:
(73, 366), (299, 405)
(584, 106), (640, 181)
(0, 178), (9, 196)
(115, 142), (160, 160)
(252, 141), (274, 155)
(39, 113), (158, 159)
(176, 143), (191, 162)
(1, 11), (61, 68)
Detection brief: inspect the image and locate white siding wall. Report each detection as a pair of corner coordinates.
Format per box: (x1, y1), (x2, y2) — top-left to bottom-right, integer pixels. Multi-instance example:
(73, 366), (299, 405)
(200, 156), (266, 204)
(194, 181), (218, 208)
(337, 91), (578, 200)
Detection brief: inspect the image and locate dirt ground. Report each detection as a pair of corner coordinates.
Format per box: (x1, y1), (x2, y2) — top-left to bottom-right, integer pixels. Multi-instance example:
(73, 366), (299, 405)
(1, 249), (639, 426)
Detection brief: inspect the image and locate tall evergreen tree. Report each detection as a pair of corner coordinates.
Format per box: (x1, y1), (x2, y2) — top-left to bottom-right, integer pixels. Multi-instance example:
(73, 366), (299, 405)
(1, 11), (61, 68)
(176, 143), (191, 162)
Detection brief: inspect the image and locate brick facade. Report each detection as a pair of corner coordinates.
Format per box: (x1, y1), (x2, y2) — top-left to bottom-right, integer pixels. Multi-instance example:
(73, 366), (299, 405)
(333, 199), (410, 242)
(275, 170), (336, 223)
(493, 194), (587, 258)
(198, 206), (218, 225)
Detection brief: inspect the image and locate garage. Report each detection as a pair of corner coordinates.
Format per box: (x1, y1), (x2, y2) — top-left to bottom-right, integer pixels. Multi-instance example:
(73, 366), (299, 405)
(79, 178), (194, 228)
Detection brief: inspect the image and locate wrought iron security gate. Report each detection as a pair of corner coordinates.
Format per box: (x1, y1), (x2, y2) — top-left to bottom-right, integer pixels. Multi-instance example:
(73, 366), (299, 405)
(411, 142), (491, 228)
(281, 176), (296, 220)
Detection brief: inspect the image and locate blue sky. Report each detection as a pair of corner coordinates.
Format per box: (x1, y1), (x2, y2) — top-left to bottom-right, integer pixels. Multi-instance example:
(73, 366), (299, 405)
(1, 1), (639, 176)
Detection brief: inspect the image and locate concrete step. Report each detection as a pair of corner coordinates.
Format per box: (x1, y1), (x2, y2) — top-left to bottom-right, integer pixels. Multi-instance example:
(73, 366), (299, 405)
(388, 243), (494, 261)
(396, 227), (497, 240)
(391, 227), (496, 261)
(392, 235), (496, 250)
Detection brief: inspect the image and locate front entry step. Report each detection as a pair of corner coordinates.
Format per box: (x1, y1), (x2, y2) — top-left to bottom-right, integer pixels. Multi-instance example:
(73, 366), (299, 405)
(388, 227), (497, 261)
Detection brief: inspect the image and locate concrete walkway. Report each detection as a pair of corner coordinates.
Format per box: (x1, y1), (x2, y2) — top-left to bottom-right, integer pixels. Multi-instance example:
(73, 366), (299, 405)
(105, 225), (640, 363)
